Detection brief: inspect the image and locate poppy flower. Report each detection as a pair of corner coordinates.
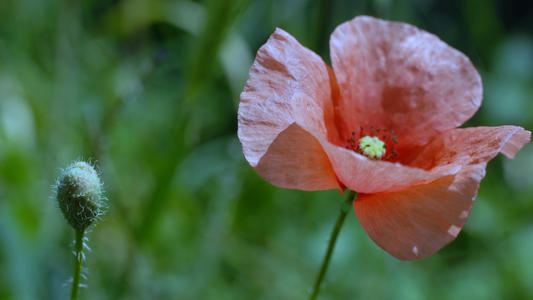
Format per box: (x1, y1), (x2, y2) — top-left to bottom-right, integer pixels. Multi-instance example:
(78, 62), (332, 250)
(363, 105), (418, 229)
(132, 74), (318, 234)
(237, 16), (530, 260)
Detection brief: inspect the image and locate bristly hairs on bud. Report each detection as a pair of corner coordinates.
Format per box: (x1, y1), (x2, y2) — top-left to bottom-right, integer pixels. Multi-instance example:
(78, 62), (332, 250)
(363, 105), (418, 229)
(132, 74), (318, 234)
(55, 160), (107, 231)
(54, 160), (107, 300)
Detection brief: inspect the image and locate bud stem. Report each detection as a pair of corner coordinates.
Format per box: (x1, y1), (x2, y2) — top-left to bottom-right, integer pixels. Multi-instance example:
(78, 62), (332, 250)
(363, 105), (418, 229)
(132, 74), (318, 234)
(70, 229), (85, 300)
(309, 190), (357, 300)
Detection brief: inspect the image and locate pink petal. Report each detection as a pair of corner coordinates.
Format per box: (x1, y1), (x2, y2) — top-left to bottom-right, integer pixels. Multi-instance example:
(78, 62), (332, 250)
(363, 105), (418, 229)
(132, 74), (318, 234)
(329, 16), (482, 150)
(255, 123), (340, 191)
(238, 28), (338, 167)
(354, 164), (486, 260)
(500, 127), (532, 158)
(408, 126), (531, 172)
(319, 140), (449, 194)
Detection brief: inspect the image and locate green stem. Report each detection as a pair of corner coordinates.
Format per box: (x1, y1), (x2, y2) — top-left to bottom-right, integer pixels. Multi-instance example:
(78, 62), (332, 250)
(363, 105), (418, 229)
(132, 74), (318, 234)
(70, 229), (84, 300)
(310, 190), (356, 300)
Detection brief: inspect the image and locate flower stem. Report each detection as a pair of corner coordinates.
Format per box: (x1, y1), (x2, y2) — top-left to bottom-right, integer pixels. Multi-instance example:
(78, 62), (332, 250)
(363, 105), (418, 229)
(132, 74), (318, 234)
(70, 229), (85, 300)
(309, 190), (356, 300)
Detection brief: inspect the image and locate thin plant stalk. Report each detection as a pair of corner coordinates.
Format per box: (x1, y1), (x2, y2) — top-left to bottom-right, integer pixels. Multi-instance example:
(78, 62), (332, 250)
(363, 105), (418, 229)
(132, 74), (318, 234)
(70, 229), (85, 300)
(310, 190), (357, 300)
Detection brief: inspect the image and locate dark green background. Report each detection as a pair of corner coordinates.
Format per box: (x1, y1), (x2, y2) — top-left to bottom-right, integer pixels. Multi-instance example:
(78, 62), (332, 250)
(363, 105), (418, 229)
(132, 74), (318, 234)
(0, 0), (532, 299)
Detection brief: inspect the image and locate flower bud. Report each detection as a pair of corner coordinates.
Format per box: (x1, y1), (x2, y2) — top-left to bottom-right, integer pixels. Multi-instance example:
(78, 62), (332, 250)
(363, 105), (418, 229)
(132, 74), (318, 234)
(56, 161), (105, 231)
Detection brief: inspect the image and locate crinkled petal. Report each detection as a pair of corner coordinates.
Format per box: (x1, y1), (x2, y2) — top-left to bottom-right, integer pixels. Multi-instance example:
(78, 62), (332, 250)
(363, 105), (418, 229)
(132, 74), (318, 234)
(238, 28), (337, 167)
(330, 16), (482, 149)
(354, 164), (486, 260)
(254, 123), (340, 191)
(408, 126), (531, 172)
(319, 141), (451, 193)
(500, 127), (531, 158)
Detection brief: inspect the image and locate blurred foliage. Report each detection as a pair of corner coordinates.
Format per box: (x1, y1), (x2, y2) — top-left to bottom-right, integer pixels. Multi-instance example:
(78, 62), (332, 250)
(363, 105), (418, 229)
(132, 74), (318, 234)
(0, 0), (532, 299)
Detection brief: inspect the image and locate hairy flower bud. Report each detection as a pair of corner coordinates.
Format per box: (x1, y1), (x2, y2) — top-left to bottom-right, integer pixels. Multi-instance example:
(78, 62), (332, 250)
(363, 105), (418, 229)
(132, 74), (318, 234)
(56, 161), (105, 231)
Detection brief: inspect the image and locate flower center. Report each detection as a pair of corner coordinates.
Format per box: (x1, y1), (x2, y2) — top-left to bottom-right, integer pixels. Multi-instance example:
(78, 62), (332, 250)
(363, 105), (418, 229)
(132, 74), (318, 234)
(345, 126), (399, 161)
(358, 136), (386, 159)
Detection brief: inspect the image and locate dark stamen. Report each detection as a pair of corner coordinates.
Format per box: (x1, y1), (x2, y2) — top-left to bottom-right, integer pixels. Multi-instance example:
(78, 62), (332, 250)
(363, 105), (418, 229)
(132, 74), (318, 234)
(348, 125), (399, 161)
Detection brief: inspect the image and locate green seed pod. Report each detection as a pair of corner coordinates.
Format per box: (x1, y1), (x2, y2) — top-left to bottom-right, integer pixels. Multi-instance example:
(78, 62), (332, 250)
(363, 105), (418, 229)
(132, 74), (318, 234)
(56, 161), (105, 231)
